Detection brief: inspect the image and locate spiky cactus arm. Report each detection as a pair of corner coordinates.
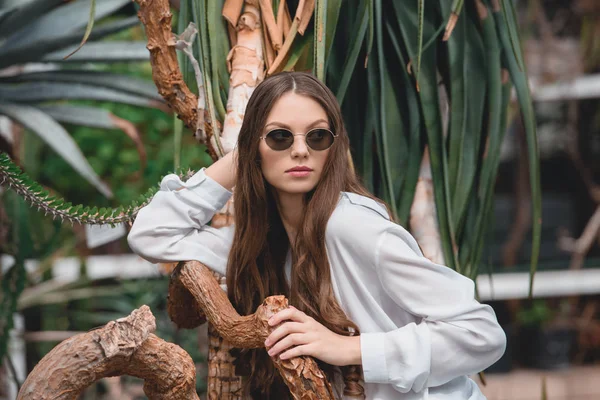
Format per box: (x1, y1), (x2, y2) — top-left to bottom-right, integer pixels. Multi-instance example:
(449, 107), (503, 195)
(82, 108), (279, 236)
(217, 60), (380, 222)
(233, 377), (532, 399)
(0, 152), (192, 226)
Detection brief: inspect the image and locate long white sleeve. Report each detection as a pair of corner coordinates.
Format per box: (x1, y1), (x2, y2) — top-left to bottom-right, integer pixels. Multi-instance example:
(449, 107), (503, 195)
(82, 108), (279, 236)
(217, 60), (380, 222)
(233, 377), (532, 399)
(127, 168), (234, 276)
(359, 223), (506, 393)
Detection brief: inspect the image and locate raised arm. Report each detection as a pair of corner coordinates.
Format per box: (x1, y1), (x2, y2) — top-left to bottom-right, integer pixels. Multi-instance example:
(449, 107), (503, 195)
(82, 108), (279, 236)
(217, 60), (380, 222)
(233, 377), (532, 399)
(127, 150), (238, 276)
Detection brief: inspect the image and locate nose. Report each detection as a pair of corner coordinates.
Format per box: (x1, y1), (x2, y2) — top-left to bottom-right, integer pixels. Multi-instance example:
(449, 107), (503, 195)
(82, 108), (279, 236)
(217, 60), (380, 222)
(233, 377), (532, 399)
(290, 134), (309, 158)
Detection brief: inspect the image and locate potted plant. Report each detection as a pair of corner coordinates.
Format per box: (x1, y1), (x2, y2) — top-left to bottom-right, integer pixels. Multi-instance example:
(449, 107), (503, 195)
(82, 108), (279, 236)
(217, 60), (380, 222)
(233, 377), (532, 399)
(516, 299), (575, 370)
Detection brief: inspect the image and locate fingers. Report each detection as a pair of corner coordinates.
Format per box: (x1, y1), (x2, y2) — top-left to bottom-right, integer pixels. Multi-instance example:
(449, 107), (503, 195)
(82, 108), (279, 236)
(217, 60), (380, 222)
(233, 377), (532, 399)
(267, 333), (306, 357)
(268, 305), (310, 327)
(265, 321), (304, 347)
(280, 344), (312, 360)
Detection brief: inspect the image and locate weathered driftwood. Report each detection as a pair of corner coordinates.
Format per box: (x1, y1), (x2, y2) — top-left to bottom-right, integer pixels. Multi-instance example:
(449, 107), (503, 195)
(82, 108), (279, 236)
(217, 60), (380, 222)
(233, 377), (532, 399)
(17, 306), (199, 400)
(171, 260), (336, 399)
(167, 265), (207, 328)
(166, 262), (244, 399)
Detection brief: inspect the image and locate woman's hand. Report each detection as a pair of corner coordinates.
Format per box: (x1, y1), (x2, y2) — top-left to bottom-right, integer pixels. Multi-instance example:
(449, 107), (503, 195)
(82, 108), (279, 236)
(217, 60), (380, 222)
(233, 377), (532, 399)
(264, 306), (361, 366)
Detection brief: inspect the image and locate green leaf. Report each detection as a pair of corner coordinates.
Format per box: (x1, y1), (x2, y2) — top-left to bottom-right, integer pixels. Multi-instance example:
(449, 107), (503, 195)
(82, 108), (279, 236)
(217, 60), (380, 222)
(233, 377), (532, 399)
(385, 19), (423, 225)
(451, 17), (487, 239)
(0, 82), (163, 109)
(283, 30), (313, 72)
(37, 104), (114, 128)
(44, 41), (149, 63)
(0, 16), (140, 69)
(0, 0), (64, 38)
(335, 0), (369, 106)
(0, 102), (112, 197)
(1, 70), (162, 101)
(391, 0), (457, 270)
(492, 1), (541, 297)
(63, 0), (97, 60)
(0, 0), (131, 54)
(191, 0), (224, 157)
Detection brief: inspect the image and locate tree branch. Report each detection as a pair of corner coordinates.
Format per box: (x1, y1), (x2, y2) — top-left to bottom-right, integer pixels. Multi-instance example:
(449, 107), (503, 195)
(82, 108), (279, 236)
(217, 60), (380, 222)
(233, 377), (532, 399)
(172, 261), (336, 398)
(134, 0), (218, 161)
(17, 306), (199, 400)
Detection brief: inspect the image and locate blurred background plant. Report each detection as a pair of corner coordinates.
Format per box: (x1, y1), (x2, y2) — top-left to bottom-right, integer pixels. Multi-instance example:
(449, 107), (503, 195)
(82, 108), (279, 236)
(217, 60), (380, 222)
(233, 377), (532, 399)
(0, 0), (212, 396)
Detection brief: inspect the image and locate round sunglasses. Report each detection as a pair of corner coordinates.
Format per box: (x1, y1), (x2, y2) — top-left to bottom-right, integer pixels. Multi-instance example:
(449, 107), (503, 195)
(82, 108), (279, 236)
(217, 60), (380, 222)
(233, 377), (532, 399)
(260, 128), (338, 151)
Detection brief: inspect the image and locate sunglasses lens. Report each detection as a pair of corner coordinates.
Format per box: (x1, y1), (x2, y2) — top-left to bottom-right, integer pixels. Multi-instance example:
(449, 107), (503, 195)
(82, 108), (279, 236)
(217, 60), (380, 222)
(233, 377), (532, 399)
(306, 129), (334, 150)
(265, 129), (294, 150)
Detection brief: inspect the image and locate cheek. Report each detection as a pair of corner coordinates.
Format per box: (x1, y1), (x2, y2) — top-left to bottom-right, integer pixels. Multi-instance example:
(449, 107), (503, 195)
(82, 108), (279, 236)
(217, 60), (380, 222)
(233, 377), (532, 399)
(315, 150), (330, 171)
(258, 144), (280, 181)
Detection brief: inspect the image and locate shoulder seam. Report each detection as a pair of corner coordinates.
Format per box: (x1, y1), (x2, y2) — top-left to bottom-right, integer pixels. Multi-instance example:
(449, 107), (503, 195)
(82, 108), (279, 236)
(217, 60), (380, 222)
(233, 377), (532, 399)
(341, 192), (390, 220)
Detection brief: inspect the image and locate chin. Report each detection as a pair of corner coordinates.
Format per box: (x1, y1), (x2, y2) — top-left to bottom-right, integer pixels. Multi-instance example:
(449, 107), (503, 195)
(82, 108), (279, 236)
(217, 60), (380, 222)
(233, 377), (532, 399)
(276, 181), (318, 195)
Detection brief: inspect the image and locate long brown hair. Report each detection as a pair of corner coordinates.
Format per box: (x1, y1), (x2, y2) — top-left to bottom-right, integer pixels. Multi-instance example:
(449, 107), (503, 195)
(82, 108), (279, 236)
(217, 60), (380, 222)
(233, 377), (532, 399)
(227, 71), (386, 399)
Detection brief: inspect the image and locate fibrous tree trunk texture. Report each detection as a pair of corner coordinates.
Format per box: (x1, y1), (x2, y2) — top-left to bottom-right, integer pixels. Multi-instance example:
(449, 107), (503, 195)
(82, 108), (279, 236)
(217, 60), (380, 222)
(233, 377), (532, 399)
(17, 306), (199, 400)
(219, 0), (266, 155)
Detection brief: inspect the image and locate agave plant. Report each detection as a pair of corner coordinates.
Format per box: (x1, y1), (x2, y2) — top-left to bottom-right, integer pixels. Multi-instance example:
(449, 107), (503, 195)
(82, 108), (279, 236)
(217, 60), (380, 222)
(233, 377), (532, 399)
(0, 0), (165, 198)
(0, 0), (177, 368)
(169, 0), (541, 284)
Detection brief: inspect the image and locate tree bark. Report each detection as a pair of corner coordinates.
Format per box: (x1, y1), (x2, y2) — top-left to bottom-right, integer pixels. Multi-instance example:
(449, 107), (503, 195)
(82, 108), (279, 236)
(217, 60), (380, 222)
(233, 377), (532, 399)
(172, 260), (336, 399)
(17, 306), (199, 400)
(134, 0), (219, 161)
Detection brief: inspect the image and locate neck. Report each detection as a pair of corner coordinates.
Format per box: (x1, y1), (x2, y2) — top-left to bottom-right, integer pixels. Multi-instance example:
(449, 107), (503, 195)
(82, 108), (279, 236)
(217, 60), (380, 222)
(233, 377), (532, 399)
(274, 191), (305, 244)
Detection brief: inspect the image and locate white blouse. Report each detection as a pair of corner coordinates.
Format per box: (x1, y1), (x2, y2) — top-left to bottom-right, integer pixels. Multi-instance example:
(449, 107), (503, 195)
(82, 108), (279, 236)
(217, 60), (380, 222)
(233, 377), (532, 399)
(127, 168), (506, 400)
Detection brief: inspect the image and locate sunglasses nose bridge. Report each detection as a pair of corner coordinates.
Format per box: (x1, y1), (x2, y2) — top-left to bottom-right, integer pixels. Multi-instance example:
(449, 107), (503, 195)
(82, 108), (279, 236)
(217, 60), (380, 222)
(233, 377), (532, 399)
(290, 133), (310, 154)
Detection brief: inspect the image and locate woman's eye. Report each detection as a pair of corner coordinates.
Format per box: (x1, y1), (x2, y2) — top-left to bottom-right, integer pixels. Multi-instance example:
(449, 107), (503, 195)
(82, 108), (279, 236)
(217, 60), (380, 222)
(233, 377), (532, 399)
(273, 131), (287, 140)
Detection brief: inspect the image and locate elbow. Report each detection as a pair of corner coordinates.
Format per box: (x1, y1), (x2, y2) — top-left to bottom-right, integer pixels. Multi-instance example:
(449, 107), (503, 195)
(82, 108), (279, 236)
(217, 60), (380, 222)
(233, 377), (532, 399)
(468, 318), (507, 370)
(485, 324), (507, 366)
(127, 224), (161, 263)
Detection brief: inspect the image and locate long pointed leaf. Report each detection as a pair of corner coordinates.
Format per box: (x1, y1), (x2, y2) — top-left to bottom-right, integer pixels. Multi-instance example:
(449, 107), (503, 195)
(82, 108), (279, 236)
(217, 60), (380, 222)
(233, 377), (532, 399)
(491, 1), (541, 297)
(0, 0), (64, 38)
(0, 82), (163, 109)
(452, 17), (487, 238)
(391, 0), (457, 269)
(0, 70), (163, 101)
(374, 0), (398, 218)
(385, 19), (423, 225)
(1, 0), (131, 53)
(37, 104), (147, 169)
(0, 103), (112, 197)
(63, 0), (97, 60)
(191, 1), (224, 157)
(43, 42), (149, 63)
(0, 16), (140, 69)
(439, 0), (466, 203)
(335, 1), (368, 106)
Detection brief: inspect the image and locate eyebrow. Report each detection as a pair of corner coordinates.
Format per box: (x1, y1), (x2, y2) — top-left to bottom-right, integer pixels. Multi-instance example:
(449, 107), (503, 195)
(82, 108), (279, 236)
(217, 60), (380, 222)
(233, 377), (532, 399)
(264, 118), (329, 130)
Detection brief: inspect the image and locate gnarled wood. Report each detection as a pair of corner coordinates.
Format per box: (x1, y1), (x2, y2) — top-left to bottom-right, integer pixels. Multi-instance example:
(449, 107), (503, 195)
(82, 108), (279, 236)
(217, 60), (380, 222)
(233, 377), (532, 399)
(167, 262), (207, 328)
(174, 260), (335, 398)
(17, 306), (199, 400)
(134, 0), (219, 161)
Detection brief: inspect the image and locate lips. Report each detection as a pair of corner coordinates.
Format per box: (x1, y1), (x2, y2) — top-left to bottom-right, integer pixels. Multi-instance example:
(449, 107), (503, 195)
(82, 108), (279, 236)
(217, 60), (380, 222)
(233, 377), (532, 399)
(286, 166), (313, 172)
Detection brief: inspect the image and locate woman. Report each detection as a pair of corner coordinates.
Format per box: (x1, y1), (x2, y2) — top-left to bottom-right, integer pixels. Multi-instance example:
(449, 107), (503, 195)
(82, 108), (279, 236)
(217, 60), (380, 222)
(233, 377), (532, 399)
(127, 71), (506, 399)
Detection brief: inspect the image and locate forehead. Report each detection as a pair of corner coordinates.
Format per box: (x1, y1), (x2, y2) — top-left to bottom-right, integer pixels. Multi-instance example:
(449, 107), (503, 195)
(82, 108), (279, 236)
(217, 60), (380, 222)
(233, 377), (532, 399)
(265, 92), (328, 129)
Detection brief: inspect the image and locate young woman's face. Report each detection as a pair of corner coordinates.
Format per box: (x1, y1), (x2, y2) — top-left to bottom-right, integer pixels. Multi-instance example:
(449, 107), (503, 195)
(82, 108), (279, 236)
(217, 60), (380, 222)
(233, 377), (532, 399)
(259, 92), (331, 196)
